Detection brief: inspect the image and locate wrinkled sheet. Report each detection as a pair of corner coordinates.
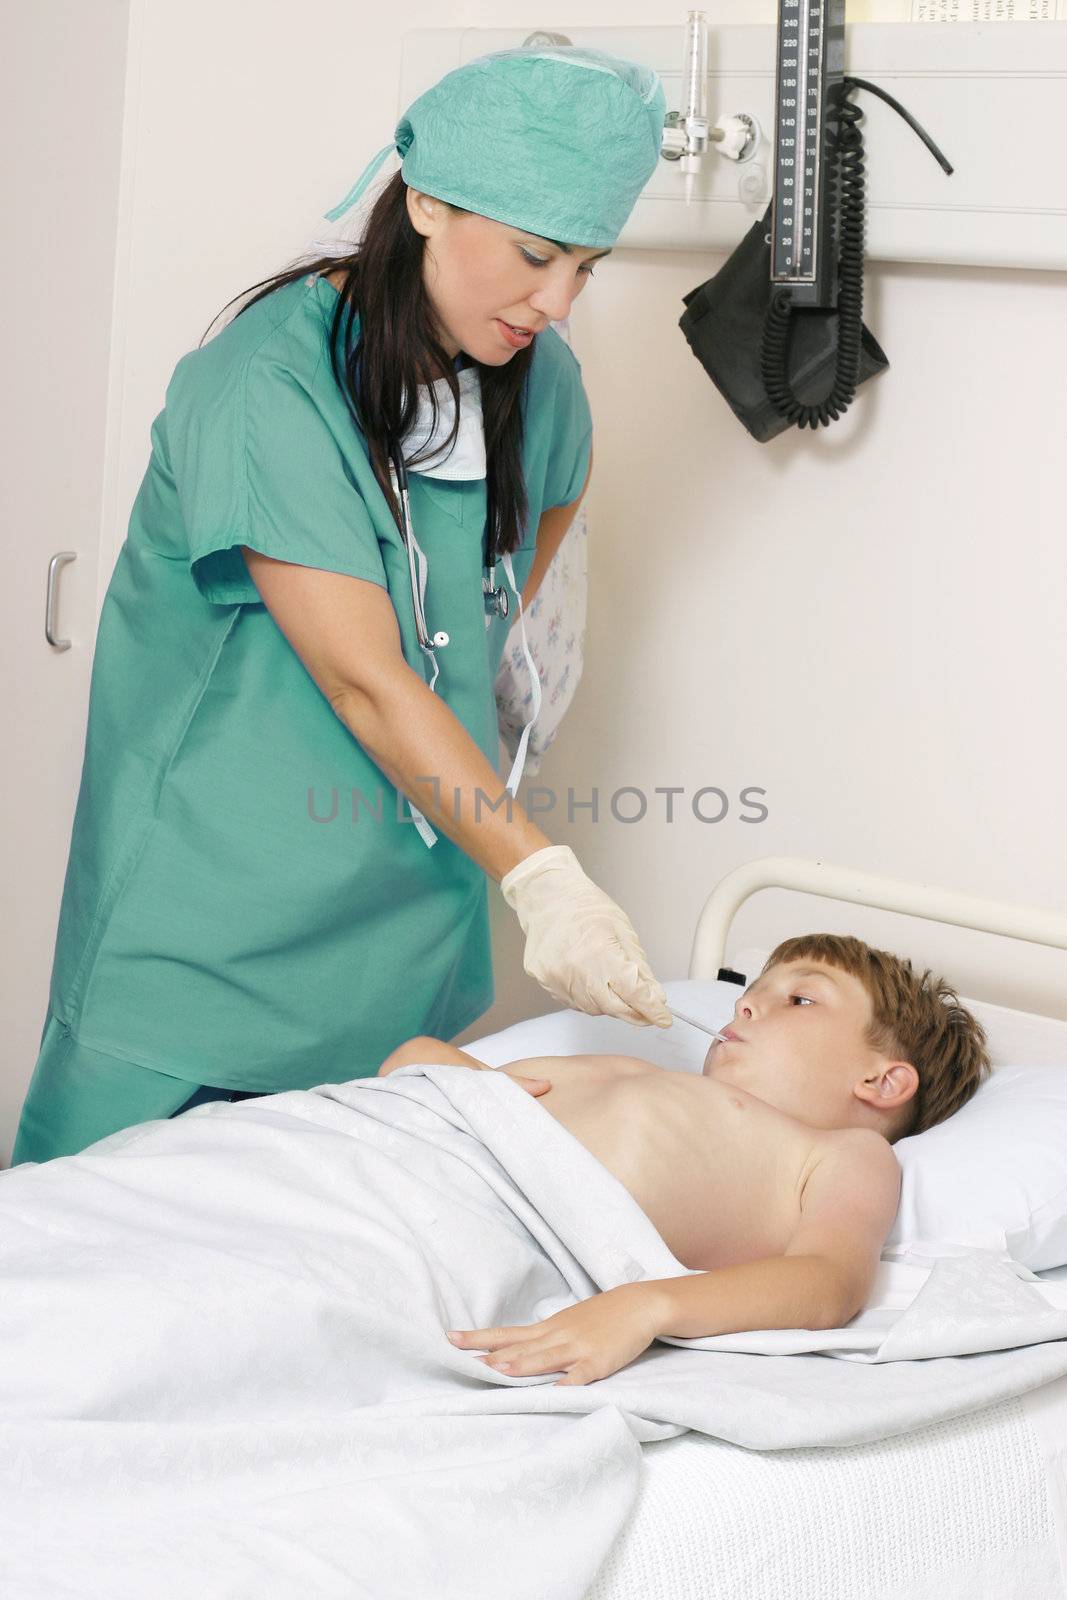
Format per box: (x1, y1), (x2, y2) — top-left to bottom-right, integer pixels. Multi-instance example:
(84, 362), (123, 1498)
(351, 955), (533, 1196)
(4, 1063), (1067, 1600)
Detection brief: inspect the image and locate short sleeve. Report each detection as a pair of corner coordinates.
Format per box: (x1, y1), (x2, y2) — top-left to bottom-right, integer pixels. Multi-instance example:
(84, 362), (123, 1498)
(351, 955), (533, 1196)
(543, 351), (593, 511)
(165, 350), (390, 607)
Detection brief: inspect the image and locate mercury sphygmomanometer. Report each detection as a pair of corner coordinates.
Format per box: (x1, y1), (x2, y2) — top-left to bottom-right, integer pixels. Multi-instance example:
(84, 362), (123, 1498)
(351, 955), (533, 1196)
(679, 0), (955, 441)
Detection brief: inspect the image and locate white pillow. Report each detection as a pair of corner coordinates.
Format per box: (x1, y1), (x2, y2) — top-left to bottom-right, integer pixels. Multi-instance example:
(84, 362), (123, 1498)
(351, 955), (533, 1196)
(888, 1064), (1067, 1270)
(468, 978), (738, 1074)
(467, 979), (1067, 1272)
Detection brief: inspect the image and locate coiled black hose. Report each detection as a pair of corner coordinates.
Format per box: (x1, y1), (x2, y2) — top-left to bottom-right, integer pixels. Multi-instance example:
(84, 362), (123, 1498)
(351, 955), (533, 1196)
(761, 77), (953, 431)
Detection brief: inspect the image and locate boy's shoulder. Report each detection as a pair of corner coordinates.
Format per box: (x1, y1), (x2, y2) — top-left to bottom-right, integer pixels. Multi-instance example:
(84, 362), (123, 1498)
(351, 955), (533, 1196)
(807, 1126), (900, 1192)
(783, 1130), (901, 1318)
(793, 1129), (901, 1247)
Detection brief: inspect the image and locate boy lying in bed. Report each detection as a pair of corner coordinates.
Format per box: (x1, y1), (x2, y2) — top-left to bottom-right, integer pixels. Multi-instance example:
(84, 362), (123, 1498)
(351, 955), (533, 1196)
(377, 933), (991, 1386)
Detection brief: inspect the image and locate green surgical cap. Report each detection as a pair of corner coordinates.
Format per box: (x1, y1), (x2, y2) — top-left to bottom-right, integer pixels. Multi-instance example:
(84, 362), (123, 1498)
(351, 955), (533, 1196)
(323, 45), (666, 250)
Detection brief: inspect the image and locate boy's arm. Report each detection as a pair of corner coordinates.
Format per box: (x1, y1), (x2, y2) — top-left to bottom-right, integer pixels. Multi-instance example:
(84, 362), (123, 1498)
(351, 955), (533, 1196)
(641, 1131), (902, 1338)
(378, 1035), (488, 1076)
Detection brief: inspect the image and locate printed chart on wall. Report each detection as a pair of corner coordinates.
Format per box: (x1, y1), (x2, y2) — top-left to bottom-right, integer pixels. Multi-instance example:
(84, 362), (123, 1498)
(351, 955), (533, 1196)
(849, 0), (1066, 17)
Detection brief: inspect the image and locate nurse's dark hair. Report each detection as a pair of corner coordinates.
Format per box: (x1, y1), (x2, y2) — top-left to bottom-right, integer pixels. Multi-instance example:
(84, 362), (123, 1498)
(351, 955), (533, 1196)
(200, 171), (531, 559)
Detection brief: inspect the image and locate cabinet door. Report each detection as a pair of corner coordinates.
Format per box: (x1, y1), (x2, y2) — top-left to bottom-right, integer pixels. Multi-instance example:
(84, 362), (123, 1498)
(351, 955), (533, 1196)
(0, 1), (128, 1163)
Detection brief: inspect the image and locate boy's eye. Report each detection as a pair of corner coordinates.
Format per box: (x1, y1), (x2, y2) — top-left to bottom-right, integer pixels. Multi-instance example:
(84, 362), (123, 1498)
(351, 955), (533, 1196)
(789, 994), (814, 1006)
(519, 247), (596, 276)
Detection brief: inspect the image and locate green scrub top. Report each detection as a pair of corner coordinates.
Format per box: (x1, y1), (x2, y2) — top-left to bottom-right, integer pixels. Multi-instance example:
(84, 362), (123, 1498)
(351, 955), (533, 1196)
(47, 273), (593, 1092)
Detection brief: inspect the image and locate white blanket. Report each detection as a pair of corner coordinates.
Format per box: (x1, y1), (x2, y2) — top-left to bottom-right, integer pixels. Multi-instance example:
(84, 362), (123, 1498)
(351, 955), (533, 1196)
(4, 1063), (1067, 1600)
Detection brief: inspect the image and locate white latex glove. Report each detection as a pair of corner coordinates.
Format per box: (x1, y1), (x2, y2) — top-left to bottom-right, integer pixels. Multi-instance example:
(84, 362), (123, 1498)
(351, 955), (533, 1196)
(500, 845), (672, 1028)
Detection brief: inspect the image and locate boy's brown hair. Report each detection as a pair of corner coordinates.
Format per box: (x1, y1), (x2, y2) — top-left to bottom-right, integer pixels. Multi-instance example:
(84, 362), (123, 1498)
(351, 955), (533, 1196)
(761, 933), (992, 1142)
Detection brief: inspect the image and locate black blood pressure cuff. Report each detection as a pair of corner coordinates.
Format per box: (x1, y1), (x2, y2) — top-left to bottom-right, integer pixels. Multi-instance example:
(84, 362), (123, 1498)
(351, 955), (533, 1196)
(678, 205), (889, 444)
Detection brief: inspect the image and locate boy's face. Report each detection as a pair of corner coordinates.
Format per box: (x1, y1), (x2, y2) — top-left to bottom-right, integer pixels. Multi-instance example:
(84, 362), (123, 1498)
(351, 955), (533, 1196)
(701, 959), (900, 1131)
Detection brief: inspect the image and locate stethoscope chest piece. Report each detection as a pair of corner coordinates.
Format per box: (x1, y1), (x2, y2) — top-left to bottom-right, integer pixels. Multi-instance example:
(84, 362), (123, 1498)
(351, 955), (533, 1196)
(483, 572), (509, 620)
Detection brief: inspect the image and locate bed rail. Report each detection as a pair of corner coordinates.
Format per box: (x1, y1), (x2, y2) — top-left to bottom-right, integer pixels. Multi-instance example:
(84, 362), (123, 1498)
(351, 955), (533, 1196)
(688, 856), (1067, 981)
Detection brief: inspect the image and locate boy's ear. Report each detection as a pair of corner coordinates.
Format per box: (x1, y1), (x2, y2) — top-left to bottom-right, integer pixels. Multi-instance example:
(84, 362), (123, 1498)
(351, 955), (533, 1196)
(852, 1059), (919, 1113)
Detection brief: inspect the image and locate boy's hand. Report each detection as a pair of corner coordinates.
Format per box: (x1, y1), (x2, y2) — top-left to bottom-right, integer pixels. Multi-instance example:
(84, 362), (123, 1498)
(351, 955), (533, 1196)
(378, 1039), (551, 1098)
(462, 1062), (553, 1098)
(446, 1282), (660, 1385)
(435, 1058), (550, 1097)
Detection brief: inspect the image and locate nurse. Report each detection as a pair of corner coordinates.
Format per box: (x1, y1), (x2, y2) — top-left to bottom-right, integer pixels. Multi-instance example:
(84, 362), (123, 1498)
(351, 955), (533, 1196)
(12, 45), (673, 1166)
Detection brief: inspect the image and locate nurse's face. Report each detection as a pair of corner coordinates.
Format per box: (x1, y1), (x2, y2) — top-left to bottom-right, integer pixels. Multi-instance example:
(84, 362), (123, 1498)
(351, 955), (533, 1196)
(406, 188), (611, 368)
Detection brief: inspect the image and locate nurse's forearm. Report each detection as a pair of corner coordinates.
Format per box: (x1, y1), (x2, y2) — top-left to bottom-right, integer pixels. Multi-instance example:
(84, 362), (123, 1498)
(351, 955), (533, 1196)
(521, 449), (593, 609)
(334, 669), (552, 883)
(522, 500), (576, 609)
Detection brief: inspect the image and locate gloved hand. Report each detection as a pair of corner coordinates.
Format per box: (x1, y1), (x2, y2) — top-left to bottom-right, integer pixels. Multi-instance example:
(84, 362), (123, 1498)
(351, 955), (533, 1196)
(500, 845), (672, 1028)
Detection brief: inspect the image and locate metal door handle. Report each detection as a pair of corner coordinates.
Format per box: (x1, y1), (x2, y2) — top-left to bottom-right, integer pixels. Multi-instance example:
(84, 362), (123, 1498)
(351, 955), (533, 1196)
(46, 551), (77, 650)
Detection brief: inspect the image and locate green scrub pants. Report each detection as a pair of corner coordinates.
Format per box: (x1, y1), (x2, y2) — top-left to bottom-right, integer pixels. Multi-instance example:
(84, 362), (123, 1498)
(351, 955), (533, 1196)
(10, 1010), (261, 1168)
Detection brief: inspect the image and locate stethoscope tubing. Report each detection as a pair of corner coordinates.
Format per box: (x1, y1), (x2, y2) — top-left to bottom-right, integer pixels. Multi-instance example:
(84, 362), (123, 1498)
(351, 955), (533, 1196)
(389, 445), (436, 651)
(388, 442), (510, 653)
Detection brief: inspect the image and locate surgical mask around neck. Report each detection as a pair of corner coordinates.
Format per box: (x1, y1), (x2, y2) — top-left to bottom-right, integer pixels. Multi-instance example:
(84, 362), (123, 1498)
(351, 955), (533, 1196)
(400, 363), (486, 481)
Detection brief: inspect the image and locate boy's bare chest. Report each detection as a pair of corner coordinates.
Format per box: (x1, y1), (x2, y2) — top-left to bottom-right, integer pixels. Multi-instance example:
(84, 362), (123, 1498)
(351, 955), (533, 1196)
(499, 1056), (823, 1271)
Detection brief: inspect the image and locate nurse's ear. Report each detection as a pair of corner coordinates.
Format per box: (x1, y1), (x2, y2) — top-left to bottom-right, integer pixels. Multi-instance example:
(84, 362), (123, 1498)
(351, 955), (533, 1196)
(406, 187), (444, 240)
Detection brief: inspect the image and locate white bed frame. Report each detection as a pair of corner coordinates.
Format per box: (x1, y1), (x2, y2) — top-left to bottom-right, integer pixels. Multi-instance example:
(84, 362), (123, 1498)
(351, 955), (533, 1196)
(687, 855), (1067, 1065)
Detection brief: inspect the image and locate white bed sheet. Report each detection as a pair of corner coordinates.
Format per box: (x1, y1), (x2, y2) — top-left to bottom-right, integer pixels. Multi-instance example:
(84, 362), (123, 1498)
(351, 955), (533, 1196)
(587, 1393), (1063, 1600)
(4, 983), (1064, 1600)
(466, 986), (1067, 1600)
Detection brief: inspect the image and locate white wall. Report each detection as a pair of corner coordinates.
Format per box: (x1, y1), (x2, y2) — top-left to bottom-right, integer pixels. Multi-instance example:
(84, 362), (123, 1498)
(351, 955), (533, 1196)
(1, 0), (130, 1165)
(96, 0), (1067, 1062)
(458, 248), (1066, 1042)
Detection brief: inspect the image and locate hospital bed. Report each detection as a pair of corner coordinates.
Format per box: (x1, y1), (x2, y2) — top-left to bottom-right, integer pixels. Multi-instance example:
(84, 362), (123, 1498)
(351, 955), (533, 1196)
(4, 854), (1067, 1599)
(468, 855), (1067, 1600)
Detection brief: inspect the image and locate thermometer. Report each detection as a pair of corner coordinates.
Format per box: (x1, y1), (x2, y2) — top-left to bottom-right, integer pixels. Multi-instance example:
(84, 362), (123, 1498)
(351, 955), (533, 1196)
(668, 1006), (734, 1044)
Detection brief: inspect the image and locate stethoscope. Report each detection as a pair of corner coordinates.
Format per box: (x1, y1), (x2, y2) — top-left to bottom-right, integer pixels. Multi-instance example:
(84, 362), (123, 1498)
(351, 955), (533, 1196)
(384, 440), (541, 852)
(387, 443), (510, 659)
